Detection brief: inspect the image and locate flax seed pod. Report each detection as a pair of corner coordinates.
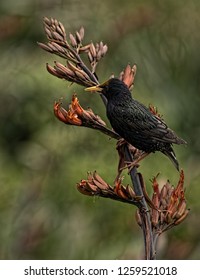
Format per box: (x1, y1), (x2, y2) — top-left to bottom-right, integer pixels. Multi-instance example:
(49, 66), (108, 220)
(58, 21), (66, 36)
(69, 33), (77, 47)
(87, 51), (93, 63)
(92, 178), (108, 190)
(90, 43), (96, 58)
(174, 210), (189, 225)
(79, 26), (84, 40)
(46, 63), (63, 78)
(126, 185), (136, 199)
(51, 42), (65, 53)
(37, 42), (52, 52)
(93, 171), (108, 187)
(45, 27), (52, 39)
(75, 31), (82, 44)
(175, 200), (187, 219)
(43, 17), (51, 25)
(87, 182), (98, 192)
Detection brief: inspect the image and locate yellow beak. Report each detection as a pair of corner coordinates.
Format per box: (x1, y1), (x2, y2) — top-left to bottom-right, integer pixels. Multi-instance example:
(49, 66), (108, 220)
(84, 85), (103, 92)
(85, 80), (109, 92)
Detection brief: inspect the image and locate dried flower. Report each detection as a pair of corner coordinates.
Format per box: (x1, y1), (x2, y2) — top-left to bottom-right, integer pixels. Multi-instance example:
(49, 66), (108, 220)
(38, 17), (108, 87)
(54, 95), (119, 139)
(136, 170), (189, 234)
(77, 171), (142, 206)
(119, 64), (137, 90)
(46, 61), (96, 87)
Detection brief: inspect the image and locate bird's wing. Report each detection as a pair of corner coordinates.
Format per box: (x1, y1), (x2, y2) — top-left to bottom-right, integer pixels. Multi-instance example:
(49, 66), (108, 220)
(122, 101), (183, 144)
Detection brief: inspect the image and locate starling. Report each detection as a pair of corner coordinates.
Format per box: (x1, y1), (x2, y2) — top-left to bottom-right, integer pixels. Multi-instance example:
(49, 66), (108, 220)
(86, 78), (186, 170)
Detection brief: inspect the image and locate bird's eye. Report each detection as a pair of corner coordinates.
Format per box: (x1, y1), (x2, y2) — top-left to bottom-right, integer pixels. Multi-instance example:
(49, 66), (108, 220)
(103, 85), (108, 93)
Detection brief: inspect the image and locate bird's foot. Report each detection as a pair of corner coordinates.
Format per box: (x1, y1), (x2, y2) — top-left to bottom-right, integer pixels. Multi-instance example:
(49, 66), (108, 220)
(120, 152), (150, 173)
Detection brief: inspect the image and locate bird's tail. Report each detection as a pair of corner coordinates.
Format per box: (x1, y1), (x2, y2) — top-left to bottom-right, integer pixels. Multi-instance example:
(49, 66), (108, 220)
(162, 148), (180, 171)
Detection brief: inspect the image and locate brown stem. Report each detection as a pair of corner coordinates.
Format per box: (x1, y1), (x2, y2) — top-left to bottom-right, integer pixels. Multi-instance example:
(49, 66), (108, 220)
(124, 145), (155, 260)
(83, 121), (120, 140)
(152, 232), (160, 259)
(67, 46), (99, 85)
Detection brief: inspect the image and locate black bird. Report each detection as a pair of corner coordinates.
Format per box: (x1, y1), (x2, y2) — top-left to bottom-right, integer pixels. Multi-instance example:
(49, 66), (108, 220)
(85, 78), (186, 170)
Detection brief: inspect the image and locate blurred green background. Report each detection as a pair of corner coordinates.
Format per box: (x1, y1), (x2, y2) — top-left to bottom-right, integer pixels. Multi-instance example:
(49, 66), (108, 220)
(0, 0), (199, 260)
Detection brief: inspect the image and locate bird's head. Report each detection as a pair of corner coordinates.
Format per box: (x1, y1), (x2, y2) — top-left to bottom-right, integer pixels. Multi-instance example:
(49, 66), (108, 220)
(85, 78), (131, 100)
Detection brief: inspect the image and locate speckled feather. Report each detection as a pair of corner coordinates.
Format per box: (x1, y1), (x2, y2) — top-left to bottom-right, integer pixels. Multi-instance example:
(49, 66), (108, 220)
(102, 78), (186, 170)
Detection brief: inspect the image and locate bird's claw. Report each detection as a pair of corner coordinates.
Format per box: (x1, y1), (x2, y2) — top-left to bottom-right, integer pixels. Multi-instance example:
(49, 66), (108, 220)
(120, 152), (150, 173)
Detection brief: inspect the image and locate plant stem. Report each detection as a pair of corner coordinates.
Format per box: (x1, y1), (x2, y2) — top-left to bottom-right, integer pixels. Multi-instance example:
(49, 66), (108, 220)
(124, 145), (155, 260)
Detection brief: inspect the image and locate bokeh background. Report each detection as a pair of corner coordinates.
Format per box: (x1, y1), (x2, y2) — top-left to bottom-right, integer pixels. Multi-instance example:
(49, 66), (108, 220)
(0, 0), (200, 260)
